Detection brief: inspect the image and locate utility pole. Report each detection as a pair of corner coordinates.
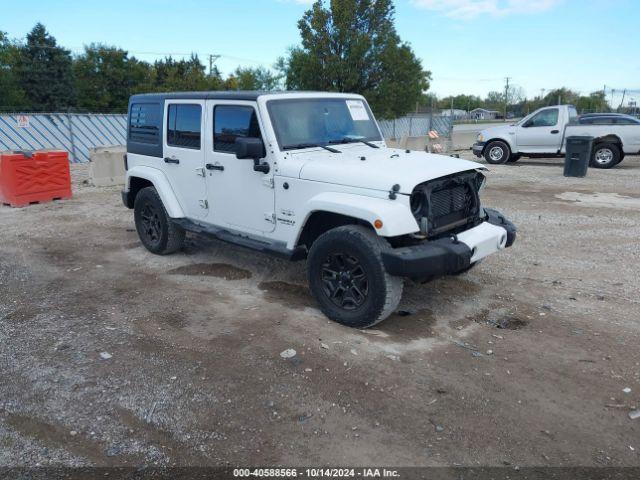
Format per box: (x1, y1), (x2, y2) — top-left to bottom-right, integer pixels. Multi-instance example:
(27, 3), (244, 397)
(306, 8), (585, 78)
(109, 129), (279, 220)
(618, 89), (627, 112)
(208, 54), (221, 77)
(504, 77), (511, 121)
(602, 85), (606, 112)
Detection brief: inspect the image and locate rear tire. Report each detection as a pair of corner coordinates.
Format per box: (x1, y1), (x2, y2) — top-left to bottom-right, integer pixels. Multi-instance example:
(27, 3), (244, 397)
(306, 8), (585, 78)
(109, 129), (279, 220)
(134, 186), (185, 255)
(590, 143), (620, 169)
(484, 140), (511, 165)
(307, 225), (403, 328)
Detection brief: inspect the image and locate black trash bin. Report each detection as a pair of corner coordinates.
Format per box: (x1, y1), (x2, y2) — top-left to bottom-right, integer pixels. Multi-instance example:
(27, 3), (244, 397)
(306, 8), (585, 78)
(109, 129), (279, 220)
(564, 136), (593, 177)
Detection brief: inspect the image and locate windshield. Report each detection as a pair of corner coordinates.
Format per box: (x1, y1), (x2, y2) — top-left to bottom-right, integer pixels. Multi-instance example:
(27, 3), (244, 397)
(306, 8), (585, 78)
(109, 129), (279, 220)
(267, 98), (382, 150)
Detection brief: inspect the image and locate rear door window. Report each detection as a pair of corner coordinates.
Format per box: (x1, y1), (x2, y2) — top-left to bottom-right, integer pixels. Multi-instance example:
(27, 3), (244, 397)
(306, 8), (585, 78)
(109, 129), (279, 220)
(167, 104), (202, 149)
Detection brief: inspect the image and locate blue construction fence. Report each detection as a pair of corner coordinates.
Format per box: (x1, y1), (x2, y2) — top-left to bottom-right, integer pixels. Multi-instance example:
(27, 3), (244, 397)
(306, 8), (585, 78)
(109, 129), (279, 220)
(0, 113), (127, 163)
(0, 112), (452, 163)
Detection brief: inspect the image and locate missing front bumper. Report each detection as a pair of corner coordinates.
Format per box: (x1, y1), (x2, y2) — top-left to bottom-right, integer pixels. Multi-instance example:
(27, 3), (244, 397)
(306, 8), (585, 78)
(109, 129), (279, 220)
(381, 208), (516, 278)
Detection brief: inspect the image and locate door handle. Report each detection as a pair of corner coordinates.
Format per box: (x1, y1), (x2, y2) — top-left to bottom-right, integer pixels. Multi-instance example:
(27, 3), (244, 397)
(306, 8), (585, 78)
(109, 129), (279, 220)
(550, 130), (560, 134)
(206, 163), (224, 171)
(164, 157), (180, 164)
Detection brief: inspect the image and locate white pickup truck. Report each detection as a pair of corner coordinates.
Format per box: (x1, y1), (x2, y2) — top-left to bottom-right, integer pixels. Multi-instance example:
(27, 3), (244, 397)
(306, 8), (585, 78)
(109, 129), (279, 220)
(472, 105), (640, 168)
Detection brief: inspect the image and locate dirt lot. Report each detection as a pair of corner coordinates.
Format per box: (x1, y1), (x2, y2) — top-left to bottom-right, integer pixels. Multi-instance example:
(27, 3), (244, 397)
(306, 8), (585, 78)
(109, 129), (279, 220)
(1, 154), (639, 469)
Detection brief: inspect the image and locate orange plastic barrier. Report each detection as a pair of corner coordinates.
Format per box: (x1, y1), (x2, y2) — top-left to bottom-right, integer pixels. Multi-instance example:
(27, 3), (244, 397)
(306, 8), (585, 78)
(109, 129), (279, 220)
(0, 150), (72, 207)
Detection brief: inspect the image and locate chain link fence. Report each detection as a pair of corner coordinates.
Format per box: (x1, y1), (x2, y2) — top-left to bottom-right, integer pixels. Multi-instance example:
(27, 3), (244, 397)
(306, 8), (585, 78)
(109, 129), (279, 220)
(378, 113), (453, 153)
(0, 111), (457, 162)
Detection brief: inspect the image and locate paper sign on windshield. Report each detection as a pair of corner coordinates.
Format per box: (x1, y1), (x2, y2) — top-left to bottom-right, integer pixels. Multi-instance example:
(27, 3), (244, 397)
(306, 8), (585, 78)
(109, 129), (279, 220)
(346, 100), (369, 121)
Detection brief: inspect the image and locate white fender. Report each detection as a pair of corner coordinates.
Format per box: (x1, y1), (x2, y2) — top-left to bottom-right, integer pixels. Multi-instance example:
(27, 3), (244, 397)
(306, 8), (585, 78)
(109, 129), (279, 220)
(300, 192), (419, 239)
(126, 165), (185, 218)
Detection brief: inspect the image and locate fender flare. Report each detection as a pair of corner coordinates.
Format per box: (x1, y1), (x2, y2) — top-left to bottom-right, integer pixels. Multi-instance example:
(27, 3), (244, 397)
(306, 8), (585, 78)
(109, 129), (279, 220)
(296, 191), (419, 245)
(126, 165), (185, 218)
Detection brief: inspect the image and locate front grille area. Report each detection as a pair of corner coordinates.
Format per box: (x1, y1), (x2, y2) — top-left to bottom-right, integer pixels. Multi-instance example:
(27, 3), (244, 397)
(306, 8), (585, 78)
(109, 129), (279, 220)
(411, 171), (482, 237)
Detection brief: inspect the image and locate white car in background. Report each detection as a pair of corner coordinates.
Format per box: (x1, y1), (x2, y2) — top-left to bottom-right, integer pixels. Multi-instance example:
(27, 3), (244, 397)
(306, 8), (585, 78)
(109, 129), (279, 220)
(472, 105), (640, 168)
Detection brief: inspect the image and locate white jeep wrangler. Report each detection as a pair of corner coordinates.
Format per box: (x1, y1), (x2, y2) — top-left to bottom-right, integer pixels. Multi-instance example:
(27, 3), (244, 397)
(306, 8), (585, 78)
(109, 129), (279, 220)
(122, 91), (516, 328)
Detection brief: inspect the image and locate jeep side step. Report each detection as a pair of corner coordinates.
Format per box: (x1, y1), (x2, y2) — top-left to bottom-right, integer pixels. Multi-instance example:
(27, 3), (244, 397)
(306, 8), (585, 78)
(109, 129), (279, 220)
(172, 218), (306, 260)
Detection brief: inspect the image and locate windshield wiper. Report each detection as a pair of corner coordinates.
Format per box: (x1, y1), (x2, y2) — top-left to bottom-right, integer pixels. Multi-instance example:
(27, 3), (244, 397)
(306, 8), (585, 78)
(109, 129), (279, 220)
(283, 143), (341, 153)
(328, 138), (380, 149)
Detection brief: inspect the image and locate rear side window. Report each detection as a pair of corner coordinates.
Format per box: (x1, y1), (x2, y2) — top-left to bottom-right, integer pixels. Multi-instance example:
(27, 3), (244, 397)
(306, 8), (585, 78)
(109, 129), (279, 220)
(616, 117), (640, 125)
(214, 105), (262, 153)
(167, 104), (202, 149)
(129, 103), (160, 144)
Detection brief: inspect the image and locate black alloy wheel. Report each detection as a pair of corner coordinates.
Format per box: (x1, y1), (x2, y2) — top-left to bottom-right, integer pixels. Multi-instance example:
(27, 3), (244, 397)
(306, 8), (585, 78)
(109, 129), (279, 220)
(320, 252), (369, 310)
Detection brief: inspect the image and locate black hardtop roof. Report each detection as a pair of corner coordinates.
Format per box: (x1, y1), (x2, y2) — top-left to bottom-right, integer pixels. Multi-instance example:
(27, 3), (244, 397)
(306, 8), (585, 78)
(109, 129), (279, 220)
(129, 91), (331, 103)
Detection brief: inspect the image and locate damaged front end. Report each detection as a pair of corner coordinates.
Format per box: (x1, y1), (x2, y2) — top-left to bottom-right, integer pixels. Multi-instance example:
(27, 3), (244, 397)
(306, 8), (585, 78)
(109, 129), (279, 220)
(381, 170), (516, 280)
(409, 170), (485, 239)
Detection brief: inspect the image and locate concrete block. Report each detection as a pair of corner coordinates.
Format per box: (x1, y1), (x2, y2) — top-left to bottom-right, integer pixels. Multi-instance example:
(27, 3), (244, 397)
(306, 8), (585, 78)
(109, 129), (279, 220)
(451, 130), (479, 151)
(405, 136), (428, 152)
(89, 146), (126, 187)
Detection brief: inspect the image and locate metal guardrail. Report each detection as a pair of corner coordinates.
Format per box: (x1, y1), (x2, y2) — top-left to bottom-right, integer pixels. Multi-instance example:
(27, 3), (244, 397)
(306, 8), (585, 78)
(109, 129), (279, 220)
(0, 113), (127, 163)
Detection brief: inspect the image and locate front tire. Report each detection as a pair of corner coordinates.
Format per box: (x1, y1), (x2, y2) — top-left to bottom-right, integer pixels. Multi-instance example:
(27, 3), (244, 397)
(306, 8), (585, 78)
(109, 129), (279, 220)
(307, 225), (403, 328)
(134, 186), (185, 255)
(590, 143), (620, 169)
(484, 140), (511, 164)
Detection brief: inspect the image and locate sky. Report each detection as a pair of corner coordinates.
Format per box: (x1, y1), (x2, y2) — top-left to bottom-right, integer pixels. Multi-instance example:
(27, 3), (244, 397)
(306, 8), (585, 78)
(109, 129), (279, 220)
(2, 0), (639, 103)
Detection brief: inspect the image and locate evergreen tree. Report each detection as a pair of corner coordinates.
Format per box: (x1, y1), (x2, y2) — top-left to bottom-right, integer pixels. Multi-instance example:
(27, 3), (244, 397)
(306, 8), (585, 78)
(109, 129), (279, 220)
(17, 23), (76, 111)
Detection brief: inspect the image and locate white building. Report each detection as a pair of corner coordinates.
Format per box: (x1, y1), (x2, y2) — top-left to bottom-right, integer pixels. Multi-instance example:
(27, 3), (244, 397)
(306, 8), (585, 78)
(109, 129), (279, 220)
(470, 108), (500, 120)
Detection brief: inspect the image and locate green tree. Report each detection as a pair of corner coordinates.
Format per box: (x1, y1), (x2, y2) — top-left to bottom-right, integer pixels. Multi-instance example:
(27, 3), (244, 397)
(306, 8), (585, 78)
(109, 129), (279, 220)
(0, 31), (27, 110)
(541, 87), (580, 107)
(150, 54), (221, 92)
(230, 66), (281, 91)
(283, 0), (430, 118)
(439, 94), (482, 111)
(74, 44), (152, 112)
(484, 91), (505, 111)
(17, 23), (76, 111)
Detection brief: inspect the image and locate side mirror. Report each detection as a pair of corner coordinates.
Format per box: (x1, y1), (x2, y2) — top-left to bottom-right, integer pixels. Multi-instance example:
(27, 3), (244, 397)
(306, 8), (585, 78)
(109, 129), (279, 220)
(235, 137), (270, 174)
(235, 137), (265, 160)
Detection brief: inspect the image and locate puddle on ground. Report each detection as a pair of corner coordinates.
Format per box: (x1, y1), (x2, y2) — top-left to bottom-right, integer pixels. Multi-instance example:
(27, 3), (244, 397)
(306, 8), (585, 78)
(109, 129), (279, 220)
(556, 192), (640, 210)
(258, 281), (314, 309)
(168, 263), (252, 280)
(472, 308), (528, 330)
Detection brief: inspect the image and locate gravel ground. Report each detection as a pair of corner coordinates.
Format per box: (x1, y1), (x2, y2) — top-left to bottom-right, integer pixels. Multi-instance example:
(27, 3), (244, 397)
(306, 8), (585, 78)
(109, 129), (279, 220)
(0, 154), (639, 468)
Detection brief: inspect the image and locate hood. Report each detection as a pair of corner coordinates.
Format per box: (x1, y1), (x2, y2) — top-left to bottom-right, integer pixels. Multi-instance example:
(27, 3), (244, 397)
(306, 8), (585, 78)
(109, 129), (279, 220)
(479, 123), (516, 141)
(288, 145), (483, 194)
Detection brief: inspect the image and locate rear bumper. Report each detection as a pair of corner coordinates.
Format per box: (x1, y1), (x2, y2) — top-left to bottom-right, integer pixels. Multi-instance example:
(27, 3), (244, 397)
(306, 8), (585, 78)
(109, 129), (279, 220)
(472, 142), (485, 157)
(381, 208), (516, 278)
